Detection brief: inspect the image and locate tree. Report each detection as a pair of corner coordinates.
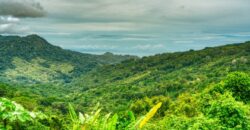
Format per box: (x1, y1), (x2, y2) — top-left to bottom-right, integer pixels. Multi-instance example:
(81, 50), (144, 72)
(224, 72), (250, 102)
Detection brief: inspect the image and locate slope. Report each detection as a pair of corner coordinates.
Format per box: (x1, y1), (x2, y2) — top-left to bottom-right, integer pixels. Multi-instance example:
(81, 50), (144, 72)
(72, 41), (250, 111)
(0, 34), (137, 84)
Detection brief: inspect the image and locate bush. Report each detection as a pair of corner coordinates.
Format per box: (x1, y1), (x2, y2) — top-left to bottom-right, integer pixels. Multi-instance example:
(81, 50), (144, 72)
(224, 72), (250, 102)
(167, 93), (200, 117)
(156, 74), (250, 130)
(130, 96), (171, 117)
(204, 92), (250, 129)
(159, 114), (221, 130)
(0, 98), (47, 129)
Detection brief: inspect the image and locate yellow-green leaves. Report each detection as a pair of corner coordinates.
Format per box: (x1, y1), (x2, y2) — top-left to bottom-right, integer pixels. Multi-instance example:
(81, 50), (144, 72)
(139, 102), (162, 129)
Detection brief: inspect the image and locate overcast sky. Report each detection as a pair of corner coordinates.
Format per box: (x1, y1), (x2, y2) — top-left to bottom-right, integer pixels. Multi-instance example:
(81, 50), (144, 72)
(1, 0), (250, 56)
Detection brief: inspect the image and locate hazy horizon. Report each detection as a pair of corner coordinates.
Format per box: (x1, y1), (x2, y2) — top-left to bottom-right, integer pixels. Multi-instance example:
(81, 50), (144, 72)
(1, 0), (250, 56)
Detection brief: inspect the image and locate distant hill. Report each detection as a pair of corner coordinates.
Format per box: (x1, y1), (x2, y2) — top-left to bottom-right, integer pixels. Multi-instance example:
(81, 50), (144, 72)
(72, 41), (250, 111)
(0, 34), (137, 84)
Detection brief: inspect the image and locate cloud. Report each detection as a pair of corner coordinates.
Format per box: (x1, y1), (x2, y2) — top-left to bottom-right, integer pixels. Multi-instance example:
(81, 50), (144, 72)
(2, 0), (250, 55)
(37, 32), (72, 36)
(79, 34), (157, 41)
(35, 0), (250, 34)
(0, 0), (45, 34)
(0, 15), (30, 34)
(133, 44), (165, 50)
(0, 16), (20, 24)
(0, 23), (29, 34)
(40, 0), (250, 22)
(53, 22), (148, 31)
(0, 0), (46, 18)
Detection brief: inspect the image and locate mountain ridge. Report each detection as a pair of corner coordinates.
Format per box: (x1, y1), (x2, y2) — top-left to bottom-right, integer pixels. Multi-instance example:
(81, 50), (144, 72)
(0, 34), (138, 84)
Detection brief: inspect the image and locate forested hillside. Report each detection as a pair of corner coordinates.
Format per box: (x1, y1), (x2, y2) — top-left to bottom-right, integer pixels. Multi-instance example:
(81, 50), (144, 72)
(72, 41), (250, 111)
(0, 39), (250, 129)
(0, 35), (137, 84)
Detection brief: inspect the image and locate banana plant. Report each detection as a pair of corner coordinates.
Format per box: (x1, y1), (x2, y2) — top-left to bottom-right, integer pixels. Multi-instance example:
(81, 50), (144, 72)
(68, 102), (162, 130)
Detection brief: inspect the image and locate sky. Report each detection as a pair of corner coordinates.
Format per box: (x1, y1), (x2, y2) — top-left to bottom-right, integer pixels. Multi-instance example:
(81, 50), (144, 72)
(1, 0), (250, 56)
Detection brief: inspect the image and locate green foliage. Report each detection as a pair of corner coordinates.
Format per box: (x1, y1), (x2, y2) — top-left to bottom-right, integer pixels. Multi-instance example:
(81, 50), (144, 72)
(224, 72), (250, 102)
(167, 93), (200, 117)
(0, 98), (47, 129)
(1, 36), (250, 129)
(68, 103), (116, 130)
(1, 72), (250, 129)
(67, 103), (161, 130)
(130, 96), (171, 117)
(204, 92), (250, 129)
(116, 111), (136, 129)
(151, 73), (250, 130)
(72, 41), (250, 112)
(0, 35), (137, 84)
(158, 114), (221, 130)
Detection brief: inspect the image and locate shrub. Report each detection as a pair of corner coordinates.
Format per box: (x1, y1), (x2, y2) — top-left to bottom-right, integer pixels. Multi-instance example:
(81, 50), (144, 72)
(167, 93), (200, 117)
(0, 98), (47, 129)
(130, 96), (171, 117)
(204, 92), (250, 129)
(224, 72), (250, 102)
(68, 102), (162, 130)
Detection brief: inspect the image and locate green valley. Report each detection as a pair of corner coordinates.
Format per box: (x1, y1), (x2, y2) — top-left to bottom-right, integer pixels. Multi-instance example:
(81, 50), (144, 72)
(0, 35), (250, 129)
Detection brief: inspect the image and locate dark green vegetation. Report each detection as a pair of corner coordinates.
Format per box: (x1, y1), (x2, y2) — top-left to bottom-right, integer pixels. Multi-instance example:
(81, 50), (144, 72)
(1, 72), (249, 129)
(0, 35), (137, 84)
(73, 41), (250, 112)
(0, 35), (250, 129)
